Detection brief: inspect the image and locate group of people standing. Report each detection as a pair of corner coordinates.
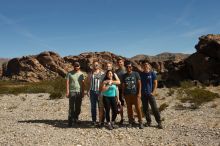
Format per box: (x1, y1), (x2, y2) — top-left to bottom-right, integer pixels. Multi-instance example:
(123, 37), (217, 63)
(66, 59), (163, 130)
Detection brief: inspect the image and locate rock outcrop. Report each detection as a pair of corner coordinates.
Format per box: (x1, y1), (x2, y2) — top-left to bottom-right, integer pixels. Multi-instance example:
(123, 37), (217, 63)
(2, 51), (130, 82)
(3, 51), (72, 82)
(185, 34), (220, 84)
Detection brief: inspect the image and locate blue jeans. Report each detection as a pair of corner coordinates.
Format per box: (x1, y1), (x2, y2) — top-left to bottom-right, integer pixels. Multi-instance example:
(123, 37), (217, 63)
(141, 94), (161, 124)
(90, 90), (99, 122)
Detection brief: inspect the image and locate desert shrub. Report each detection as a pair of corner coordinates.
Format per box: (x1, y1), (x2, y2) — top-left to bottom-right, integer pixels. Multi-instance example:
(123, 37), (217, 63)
(0, 77), (66, 98)
(49, 92), (63, 100)
(177, 87), (220, 108)
(159, 103), (169, 112)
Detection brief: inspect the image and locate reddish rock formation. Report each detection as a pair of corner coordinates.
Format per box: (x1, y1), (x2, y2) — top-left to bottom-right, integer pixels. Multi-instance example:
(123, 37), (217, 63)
(185, 34), (220, 84)
(2, 34), (219, 85)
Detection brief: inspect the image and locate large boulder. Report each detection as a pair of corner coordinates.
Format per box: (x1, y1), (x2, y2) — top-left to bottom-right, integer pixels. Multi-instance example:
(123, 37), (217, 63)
(195, 34), (220, 60)
(185, 34), (220, 84)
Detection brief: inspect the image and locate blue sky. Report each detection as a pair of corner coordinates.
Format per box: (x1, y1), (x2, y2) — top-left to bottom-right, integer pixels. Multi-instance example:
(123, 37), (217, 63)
(0, 0), (219, 58)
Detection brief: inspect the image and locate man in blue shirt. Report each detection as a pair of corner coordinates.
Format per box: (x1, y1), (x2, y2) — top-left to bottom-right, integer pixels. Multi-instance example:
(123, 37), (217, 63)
(140, 60), (163, 129)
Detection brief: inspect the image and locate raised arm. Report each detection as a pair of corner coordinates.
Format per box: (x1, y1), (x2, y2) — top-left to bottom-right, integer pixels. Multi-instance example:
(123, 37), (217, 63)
(112, 73), (120, 85)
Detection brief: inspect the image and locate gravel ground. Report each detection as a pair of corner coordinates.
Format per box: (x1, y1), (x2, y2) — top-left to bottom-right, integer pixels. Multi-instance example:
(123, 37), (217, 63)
(0, 87), (220, 146)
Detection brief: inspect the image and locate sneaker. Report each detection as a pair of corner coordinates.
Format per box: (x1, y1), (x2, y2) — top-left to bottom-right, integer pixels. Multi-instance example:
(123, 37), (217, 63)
(144, 122), (151, 127)
(139, 123), (144, 129)
(107, 122), (113, 130)
(157, 123), (163, 129)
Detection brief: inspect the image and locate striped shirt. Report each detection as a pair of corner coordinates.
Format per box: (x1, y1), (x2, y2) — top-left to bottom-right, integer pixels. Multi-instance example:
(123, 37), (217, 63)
(90, 71), (104, 91)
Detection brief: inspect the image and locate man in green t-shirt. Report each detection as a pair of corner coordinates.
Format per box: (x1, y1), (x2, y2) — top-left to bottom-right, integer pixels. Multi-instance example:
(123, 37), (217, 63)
(66, 61), (85, 127)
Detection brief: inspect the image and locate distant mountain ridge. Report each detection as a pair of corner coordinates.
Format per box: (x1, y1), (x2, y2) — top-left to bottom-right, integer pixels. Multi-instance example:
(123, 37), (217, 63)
(131, 52), (190, 62)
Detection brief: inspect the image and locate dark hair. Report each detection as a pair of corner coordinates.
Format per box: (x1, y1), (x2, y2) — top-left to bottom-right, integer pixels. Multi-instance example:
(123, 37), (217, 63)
(103, 70), (116, 81)
(117, 58), (124, 62)
(125, 61), (132, 67)
(141, 60), (150, 65)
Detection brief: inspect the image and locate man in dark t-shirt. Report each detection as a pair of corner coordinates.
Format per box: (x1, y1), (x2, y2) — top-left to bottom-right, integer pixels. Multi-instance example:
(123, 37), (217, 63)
(122, 61), (143, 129)
(140, 60), (162, 129)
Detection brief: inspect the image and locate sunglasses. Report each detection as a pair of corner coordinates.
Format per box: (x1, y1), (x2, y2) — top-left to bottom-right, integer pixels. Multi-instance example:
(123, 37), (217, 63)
(74, 65), (80, 67)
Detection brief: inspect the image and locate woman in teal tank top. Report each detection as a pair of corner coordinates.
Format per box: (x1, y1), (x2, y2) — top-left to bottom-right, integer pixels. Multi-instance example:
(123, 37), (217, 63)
(101, 70), (120, 130)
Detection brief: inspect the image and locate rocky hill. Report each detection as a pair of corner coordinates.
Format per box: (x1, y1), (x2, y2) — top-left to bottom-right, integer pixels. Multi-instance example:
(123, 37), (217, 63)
(1, 34), (220, 85)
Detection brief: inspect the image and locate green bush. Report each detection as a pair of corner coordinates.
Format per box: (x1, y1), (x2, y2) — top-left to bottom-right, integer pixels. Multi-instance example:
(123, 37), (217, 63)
(0, 77), (66, 99)
(177, 87), (220, 108)
(49, 92), (63, 100)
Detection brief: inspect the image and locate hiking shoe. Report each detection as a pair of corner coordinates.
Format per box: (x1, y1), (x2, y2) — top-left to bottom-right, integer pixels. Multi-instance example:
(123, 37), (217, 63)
(139, 123), (144, 129)
(107, 123), (113, 130)
(144, 122), (151, 127)
(157, 123), (163, 129)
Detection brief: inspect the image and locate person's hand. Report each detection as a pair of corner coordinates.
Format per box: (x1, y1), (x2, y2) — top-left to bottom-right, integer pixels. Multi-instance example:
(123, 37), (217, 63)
(151, 91), (156, 96)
